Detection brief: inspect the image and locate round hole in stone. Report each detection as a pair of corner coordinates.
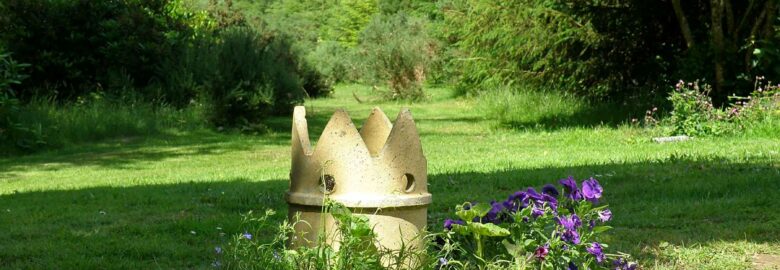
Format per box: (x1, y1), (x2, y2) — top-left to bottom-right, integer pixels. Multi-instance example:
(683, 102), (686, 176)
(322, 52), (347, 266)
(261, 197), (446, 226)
(319, 174), (335, 194)
(403, 173), (415, 193)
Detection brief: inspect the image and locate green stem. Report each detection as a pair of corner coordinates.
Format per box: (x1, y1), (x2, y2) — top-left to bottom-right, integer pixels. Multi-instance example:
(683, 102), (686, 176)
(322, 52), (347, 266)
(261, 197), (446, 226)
(475, 234), (484, 260)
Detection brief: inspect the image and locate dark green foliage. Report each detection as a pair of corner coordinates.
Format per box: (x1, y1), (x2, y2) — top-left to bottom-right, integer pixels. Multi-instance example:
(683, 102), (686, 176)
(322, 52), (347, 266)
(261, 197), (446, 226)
(0, 0), (332, 136)
(0, 0), (197, 100)
(443, 0), (780, 102)
(0, 51), (45, 152)
(443, 1), (675, 99)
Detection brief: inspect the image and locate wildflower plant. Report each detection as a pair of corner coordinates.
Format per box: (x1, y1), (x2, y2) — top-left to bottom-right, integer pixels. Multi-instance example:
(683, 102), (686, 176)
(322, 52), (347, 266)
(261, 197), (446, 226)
(438, 176), (636, 270)
(663, 78), (779, 136)
(219, 200), (429, 270)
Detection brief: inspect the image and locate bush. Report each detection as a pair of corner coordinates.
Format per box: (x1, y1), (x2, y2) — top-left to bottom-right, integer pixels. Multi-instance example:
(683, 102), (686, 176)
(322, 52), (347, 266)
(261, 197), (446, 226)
(0, 51), (45, 152)
(200, 27), (299, 126)
(156, 26), (331, 128)
(357, 13), (435, 100)
(0, 0), (200, 101)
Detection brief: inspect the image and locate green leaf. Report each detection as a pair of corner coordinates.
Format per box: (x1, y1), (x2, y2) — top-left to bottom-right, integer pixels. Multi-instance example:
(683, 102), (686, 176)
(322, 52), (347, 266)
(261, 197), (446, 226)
(592, 226), (612, 233)
(471, 203), (492, 217)
(469, 222), (510, 237)
(502, 240), (522, 255)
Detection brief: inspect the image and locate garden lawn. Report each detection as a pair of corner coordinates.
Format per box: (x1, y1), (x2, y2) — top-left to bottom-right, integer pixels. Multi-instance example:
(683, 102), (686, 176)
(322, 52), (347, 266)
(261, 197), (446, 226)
(1, 85), (778, 269)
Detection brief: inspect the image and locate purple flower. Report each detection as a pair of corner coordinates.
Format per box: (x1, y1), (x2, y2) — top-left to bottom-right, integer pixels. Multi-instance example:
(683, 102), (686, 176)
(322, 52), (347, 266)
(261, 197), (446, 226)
(589, 220), (596, 230)
(542, 193), (558, 211)
(510, 191), (527, 202)
(598, 209), (612, 222)
(242, 232), (252, 240)
(215, 246), (222, 254)
(587, 242), (606, 263)
(502, 199), (516, 212)
(531, 204), (545, 218)
(558, 214), (582, 244)
(613, 258), (638, 270)
(525, 187), (544, 201)
(542, 184), (559, 197)
(557, 214), (581, 230)
(567, 262), (578, 270)
(443, 219), (464, 230)
(560, 176), (583, 200)
(581, 178), (603, 203)
(438, 257), (448, 266)
(534, 244), (549, 260)
(481, 200), (506, 224)
(561, 229), (581, 244)
(507, 190), (531, 212)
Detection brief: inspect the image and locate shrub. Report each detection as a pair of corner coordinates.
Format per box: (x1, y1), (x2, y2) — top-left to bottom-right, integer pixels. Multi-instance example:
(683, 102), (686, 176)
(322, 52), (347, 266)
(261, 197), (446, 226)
(306, 41), (357, 84)
(357, 13), (435, 100)
(0, 51), (45, 152)
(199, 27), (300, 126)
(157, 26), (331, 128)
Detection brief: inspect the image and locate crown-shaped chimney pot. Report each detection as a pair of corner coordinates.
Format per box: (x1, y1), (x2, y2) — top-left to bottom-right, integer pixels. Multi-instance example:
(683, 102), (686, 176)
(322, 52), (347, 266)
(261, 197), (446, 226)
(286, 106), (431, 264)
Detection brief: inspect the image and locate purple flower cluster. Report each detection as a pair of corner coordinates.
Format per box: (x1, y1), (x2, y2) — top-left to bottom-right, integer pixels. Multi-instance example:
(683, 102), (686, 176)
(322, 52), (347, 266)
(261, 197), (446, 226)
(560, 176), (603, 203)
(441, 176), (637, 268)
(501, 187), (559, 221)
(557, 214), (582, 244)
(586, 242), (605, 263)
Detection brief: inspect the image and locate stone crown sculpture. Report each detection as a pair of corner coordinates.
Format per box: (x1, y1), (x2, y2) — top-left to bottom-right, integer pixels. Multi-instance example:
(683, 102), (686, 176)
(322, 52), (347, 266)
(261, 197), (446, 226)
(286, 106), (431, 255)
(287, 105), (431, 207)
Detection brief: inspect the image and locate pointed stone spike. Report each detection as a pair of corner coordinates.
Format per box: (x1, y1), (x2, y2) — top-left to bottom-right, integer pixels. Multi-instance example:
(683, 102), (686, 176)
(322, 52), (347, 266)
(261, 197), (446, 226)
(382, 108), (424, 158)
(292, 106), (312, 155)
(314, 109), (369, 158)
(360, 107), (393, 157)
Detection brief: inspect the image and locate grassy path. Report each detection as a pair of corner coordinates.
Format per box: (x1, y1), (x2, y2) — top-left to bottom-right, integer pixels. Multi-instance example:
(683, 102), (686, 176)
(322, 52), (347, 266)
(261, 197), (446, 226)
(1, 85), (779, 268)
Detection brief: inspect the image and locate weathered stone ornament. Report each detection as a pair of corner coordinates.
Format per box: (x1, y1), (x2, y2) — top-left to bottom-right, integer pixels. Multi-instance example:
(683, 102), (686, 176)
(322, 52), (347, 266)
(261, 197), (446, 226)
(286, 106), (431, 260)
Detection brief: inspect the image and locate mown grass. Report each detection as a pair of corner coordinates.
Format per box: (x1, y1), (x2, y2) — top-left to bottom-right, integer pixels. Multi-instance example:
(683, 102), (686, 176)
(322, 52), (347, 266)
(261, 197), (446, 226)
(0, 84), (778, 269)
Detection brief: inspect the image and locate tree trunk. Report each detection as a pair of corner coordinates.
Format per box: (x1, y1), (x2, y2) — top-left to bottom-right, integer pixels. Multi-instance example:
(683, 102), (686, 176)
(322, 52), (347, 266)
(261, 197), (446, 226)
(735, 0), (757, 39)
(761, 1), (777, 39)
(711, 0), (726, 100)
(725, 0), (735, 35)
(672, 0), (696, 49)
(745, 1), (770, 73)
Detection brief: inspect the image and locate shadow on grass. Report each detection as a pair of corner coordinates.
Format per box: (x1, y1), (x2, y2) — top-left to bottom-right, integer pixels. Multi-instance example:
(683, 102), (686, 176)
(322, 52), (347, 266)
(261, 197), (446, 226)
(0, 178), (290, 268)
(0, 129), (290, 172)
(1, 156), (778, 268)
(501, 101), (654, 131)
